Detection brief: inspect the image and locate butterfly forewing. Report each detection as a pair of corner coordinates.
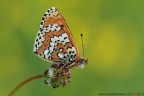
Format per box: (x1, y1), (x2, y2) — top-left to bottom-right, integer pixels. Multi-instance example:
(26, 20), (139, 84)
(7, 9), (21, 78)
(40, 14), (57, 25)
(33, 7), (80, 63)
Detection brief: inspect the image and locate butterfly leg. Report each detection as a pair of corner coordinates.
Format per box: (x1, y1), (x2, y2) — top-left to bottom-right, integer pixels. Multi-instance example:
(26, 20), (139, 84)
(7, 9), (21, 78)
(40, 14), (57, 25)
(69, 63), (79, 69)
(57, 63), (68, 72)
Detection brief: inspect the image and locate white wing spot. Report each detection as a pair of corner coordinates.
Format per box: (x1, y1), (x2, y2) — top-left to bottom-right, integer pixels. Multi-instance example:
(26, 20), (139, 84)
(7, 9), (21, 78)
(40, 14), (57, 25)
(59, 36), (64, 41)
(50, 42), (55, 47)
(44, 50), (49, 55)
(49, 47), (54, 52)
(62, 33), (68, 38)
(58, 53), (64, 58)
(64, 38), (70, 43)
(51, 38), (55, 42)
(59, 49), (63, 52)
(54, 36), (59, 41)
(51, 25), (56, 31)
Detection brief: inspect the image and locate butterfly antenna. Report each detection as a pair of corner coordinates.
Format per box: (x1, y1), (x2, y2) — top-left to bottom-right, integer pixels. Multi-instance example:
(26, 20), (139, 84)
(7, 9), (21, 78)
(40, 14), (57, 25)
(80, 33), (85, 58)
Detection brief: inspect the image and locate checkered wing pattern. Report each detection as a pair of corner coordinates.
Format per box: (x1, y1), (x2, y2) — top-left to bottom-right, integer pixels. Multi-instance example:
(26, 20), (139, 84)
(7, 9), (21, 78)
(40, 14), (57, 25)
(33, 7), (80, 64)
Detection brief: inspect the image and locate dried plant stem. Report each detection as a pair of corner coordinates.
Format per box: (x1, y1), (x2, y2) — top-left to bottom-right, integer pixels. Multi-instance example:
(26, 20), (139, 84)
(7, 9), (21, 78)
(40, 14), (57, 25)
(8, 74), (45, 96)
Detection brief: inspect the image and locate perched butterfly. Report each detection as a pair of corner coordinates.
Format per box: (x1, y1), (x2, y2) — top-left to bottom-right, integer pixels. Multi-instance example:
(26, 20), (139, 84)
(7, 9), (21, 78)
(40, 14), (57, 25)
(33, 7), (87, 68)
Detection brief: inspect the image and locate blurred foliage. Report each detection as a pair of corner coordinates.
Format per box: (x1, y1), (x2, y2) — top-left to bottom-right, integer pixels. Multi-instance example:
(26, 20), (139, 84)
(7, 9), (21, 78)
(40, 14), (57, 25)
(0, 0), (144, 96)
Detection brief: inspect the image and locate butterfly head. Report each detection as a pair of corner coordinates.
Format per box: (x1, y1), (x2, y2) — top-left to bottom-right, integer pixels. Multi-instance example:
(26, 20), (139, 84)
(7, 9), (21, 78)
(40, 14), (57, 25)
(79, 58), (88, 68)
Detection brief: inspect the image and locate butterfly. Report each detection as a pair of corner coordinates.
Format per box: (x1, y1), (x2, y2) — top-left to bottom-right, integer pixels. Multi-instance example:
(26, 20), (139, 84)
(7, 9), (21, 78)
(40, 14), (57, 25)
(33, 7), (87, 68)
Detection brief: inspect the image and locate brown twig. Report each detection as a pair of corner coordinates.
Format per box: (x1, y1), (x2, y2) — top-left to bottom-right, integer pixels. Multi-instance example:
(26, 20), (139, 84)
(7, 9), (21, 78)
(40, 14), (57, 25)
(8, 74), (45, 96)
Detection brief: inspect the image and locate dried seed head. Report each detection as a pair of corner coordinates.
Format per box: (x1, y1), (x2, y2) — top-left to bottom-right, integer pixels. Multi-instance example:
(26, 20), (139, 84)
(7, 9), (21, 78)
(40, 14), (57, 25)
(44, 64), (71, 88)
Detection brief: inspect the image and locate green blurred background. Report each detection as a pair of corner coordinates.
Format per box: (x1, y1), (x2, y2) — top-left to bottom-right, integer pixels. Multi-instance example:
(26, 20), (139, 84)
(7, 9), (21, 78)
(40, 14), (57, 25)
(1, 0), (144, 96)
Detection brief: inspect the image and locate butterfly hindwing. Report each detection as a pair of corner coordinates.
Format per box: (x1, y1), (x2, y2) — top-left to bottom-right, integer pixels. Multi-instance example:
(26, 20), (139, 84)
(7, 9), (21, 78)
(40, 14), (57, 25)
(33, 7), (80, 63)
